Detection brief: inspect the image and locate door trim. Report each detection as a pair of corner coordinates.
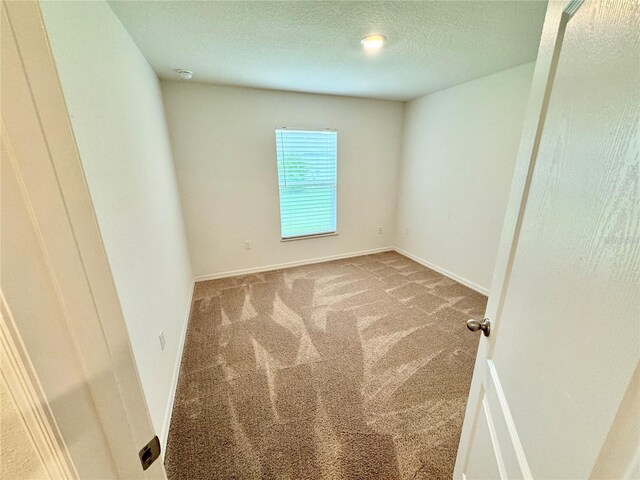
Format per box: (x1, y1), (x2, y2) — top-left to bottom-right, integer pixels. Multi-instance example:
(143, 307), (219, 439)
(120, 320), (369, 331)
(0, 294), (77, 479)
(486, 361), (532, 479)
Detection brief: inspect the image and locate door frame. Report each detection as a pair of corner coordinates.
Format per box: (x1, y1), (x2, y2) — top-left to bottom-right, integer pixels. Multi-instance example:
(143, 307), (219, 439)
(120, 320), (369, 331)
(453, 1), (584, 477)
(1, 1), (165, 477)
(1, 292), (77, 479)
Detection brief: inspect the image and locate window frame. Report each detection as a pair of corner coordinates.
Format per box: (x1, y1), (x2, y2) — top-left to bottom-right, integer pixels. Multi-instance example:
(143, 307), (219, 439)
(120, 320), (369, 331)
(275, 127), (338, 242)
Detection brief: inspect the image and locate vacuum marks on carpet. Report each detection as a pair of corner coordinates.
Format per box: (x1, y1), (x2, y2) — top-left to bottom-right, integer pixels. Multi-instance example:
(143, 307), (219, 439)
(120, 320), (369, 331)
(165, 252), (486, 479)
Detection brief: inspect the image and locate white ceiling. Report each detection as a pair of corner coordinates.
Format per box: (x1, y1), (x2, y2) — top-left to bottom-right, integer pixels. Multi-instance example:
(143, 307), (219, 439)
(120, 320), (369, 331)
(109, 1), (547, 101)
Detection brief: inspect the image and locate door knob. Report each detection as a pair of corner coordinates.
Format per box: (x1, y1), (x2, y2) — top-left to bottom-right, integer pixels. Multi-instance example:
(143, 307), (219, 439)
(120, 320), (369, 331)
(466, 318), (491, 337)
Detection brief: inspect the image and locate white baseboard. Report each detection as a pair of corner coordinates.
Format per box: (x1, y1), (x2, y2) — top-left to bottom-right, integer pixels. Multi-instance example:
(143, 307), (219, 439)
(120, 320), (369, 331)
(393, 247), (490, 296)
(193, 246), (489, 296)
(160, 278), (195, 456)
(194, 247), (395, 282)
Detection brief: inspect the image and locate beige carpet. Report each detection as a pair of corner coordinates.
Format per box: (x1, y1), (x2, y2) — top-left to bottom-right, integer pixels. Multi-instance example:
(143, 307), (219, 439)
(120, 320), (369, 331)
(165, 251), (486, 479)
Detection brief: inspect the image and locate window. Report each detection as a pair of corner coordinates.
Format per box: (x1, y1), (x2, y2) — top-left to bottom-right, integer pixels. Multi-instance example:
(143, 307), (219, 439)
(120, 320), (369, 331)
(276, 128), (337, 240)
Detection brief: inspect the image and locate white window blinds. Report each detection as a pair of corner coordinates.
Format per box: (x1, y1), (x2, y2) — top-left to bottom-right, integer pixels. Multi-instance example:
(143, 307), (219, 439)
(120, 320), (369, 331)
(276, 129), (337, 240)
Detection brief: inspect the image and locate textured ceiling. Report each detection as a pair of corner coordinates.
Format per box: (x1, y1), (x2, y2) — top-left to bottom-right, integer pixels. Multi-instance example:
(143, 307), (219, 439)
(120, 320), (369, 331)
(108, 1), (547, 101)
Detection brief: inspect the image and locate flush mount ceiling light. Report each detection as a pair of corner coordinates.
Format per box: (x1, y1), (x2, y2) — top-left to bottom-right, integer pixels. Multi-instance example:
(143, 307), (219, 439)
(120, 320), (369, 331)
(176, 69), (193, 80)
(361, 34), (386, 50)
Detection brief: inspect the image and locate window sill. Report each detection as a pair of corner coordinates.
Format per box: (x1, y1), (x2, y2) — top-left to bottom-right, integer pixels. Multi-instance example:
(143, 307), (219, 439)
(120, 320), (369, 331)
(280, 232), (338, 242)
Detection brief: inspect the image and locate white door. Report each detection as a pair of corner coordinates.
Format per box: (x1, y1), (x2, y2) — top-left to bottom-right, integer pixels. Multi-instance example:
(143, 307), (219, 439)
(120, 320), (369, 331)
(1, 1), (166, 477)
(454, 1), (640, 479)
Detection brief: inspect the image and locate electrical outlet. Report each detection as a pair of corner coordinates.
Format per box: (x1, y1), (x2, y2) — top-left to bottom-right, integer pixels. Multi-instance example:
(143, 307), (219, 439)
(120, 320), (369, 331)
(378, 226), (383, 235)
(405, 227), (410, 235)
(244, 240), (252, 250)
(158, 330), (166, 351)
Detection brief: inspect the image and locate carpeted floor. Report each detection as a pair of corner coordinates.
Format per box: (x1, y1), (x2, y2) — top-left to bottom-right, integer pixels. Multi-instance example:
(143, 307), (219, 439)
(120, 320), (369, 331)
(165, 251), (486, 479)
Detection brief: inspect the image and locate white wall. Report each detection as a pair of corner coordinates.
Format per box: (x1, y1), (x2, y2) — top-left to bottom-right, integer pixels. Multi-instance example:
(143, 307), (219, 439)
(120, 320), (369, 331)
(40, 1), (193, 437)
(394, 63), (535, 293)
(161, 82), (404, 277)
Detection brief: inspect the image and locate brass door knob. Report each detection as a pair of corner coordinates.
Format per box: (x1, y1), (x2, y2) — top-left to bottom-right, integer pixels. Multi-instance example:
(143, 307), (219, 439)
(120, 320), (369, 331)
(466, 318), (491, 337)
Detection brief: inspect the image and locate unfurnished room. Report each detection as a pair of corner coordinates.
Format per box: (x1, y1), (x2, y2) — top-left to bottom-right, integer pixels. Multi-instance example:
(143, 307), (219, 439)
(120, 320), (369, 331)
(1, 1), (638, 479)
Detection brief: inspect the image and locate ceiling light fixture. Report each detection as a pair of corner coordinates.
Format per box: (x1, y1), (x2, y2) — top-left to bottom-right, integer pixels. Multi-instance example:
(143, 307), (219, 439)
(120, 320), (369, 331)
(176, 69), (193, 80)
(361, 34), (386, 50)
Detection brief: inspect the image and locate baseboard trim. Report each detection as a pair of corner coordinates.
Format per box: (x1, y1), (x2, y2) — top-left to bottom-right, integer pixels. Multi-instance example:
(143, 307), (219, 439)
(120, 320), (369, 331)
(160, 278), (195, 456)
(194, 247), (395, 282)
(193, 247), (489, 296)
(393, 247), (490, 296)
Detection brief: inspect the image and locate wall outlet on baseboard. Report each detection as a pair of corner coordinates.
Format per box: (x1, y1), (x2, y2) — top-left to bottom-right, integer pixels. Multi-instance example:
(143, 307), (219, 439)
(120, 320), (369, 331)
(244, 240), (252, 250)
(158, 330), (166, 351)
(378, 225), (383, 235)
